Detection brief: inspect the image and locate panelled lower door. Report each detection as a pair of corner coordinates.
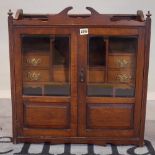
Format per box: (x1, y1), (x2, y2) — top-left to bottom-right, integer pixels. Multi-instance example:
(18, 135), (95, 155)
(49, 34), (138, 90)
(78, 28), (145, 138)
(14, 27), (77, 137)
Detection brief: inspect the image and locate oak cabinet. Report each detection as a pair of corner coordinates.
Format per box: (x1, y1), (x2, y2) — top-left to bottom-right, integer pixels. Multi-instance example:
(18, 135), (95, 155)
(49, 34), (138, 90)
(8, 7), (151, 145)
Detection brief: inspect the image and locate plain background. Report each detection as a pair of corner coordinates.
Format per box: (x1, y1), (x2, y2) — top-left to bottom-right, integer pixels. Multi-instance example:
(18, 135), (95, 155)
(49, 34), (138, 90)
(0, 0), (154, 119)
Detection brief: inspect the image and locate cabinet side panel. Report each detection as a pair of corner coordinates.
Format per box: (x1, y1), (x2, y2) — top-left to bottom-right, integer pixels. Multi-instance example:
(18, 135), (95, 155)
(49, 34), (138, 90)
(139, 16), (151, 145)
(8, 13), (17, 143)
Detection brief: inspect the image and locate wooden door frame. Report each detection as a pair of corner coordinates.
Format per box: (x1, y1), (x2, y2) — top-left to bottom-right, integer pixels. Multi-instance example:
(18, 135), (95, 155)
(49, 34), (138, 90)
(77, 27), (145, 137)
(13, 27), (78, 137)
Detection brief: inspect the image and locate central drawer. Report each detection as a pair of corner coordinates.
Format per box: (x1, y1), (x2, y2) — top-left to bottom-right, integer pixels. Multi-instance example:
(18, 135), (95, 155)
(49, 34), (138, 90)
(88, 67), (105, 83)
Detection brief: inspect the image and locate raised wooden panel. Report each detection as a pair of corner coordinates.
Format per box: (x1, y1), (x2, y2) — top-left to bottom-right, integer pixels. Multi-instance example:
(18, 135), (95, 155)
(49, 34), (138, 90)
(108, 54), (135, 69)
(23, 69), (49, 82)
(24, 102), (70, 129)
(87, 103), (134, 129)
(88, 67), (105, 83)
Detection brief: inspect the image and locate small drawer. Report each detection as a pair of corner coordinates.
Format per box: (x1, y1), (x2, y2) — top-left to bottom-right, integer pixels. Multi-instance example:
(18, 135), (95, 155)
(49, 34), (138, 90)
(23, 55), (49, 67)
(53, 67), (69, 82)
(108, 69), (135, 83)
(108, 54), (135, 69)
(23, 70), (49, 82)
(88, 67), (105, 83)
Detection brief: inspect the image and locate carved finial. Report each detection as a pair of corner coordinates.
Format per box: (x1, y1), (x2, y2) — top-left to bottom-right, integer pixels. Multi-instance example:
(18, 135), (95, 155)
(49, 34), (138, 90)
(8, 9), (13, 16)
(137, 10), (144, 22)
(146, 11), (151, 18)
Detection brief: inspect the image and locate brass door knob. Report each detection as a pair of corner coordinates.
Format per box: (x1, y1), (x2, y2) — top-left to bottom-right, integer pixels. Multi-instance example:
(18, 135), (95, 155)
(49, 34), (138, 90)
(79, 68), (85, 82)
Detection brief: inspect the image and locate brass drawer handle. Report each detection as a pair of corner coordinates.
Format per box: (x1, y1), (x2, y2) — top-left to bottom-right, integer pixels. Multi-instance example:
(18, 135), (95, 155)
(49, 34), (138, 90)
(116, 58), (129, 68)
(27, 72), (41, 81)
(26, 58), (41, 66)
(116, 73), (131, 82)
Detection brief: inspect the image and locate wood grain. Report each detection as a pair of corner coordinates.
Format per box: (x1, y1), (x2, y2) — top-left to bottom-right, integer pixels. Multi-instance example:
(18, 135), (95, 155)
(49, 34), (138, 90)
(9, 8), (151, 146)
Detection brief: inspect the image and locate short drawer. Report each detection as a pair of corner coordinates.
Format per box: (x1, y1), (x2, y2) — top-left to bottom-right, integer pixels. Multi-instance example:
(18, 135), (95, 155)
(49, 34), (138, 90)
(23, 70), (49, 82)
(24, 102), (70, 129)
(23, 55), (49, 67)
(53, 67), (69, 82)
(108, 69), (135, 83)
(108, 54), (135, 69)
(88, 67), (105, 83)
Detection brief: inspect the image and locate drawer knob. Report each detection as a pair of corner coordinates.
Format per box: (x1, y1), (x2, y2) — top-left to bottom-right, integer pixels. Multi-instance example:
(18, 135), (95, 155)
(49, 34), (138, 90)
(116, 58), (129, 68)
(26, 58), (41, 66)
(116, 73), (131, 82)
(27, 72), (40, 81)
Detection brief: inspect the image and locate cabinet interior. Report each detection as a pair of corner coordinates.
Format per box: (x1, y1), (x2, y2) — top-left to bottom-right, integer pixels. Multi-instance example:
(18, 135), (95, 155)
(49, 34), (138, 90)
(22, 35), (70, 96)
(22, 34), (137, 98)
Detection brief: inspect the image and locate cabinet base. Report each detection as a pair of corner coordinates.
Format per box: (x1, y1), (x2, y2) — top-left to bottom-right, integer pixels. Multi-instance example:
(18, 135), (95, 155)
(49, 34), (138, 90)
(13, 136), (144, 146)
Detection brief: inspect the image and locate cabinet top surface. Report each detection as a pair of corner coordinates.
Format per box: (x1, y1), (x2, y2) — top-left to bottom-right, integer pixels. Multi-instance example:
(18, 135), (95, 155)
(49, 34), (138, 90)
(8, 7), (151, 27)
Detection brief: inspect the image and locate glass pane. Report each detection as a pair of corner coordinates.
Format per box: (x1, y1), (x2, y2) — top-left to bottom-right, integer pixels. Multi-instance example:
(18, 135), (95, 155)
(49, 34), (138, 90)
(89, 36), (106, 67)
(87, 36), (137, 97)
(52, 37), (69, 66)
(22, 35), (70, 96)
(88, 36), (106, 84)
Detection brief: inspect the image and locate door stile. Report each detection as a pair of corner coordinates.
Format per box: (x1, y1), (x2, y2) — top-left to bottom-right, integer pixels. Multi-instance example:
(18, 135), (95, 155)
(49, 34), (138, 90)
(70, 29), (78, 135)
(133, 28), (145, 136)
(77, 34), (88, 136)
(14, 31), (24, 136)
(77, 28), (142, 137)
(14, 27), (78, 136)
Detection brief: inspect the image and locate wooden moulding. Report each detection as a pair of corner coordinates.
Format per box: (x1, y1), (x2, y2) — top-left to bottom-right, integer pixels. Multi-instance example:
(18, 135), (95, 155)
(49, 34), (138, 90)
(11, 7), (146, 26)
(15, 136), (142, 145)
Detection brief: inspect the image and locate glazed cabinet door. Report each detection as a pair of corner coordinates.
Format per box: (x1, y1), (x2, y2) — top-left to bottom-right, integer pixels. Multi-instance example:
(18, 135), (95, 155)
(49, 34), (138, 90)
(14, 28), (78, 137)
(78, 28), (145, 138)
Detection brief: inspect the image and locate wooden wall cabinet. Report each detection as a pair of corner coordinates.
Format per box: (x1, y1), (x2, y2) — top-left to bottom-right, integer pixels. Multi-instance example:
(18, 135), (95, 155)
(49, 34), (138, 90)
(8, 7), (151, 145)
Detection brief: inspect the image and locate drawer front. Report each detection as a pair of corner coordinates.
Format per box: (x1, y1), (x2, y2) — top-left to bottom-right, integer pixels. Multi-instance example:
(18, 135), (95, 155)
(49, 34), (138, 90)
(108, 54), (135, 69)
(23, 70), (49, 82)
(87, 103), (134, 129)
(108, 69), (135, 83)
(53, 67), (69, 82)
(23, 55), (49, 67)
(88, 68), (105, 83)
(24, 102), (70, 129)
